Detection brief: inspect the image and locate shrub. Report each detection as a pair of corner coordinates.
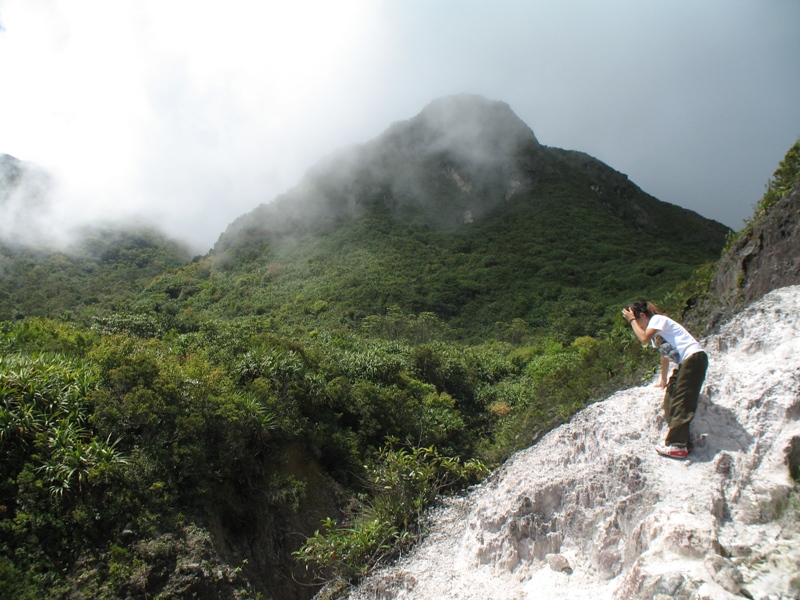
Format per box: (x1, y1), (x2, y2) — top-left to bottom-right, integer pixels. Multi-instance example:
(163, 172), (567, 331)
(753, 138), (800, 221)
(294, 440), (487, 585)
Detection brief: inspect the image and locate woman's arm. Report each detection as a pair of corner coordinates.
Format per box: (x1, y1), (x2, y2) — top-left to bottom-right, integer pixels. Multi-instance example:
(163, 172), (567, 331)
(621, 307), (660, 344)
(656, 355), (669, 388)
(630, 319), (659, 345)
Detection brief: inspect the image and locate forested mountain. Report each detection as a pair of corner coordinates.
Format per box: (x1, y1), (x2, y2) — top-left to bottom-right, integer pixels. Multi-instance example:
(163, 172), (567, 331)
(1, 97), (728, 340)
(137, 95), (728, 340)
(0, 227), (192, 321)
(0, 97), (745, 600)
(0, 154), (192, 322)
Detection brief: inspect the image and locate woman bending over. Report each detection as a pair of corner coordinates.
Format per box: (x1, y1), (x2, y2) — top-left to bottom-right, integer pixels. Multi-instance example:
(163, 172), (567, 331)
(621, 301), (708, 459)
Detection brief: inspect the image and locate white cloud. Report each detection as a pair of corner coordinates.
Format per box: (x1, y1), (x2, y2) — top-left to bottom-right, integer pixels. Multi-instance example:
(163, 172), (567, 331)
(0, 0), (376, 250)
(1, 0), (798, 250)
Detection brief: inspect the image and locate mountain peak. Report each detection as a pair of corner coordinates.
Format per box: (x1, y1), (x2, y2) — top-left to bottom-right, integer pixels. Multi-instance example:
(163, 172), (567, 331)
(214, 95), (728, 285)
(409, 94), (538, 163)
(216, 96), (544, 249)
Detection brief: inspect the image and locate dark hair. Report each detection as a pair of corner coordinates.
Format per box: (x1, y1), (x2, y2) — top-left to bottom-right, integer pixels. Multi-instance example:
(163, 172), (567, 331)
(627, 301), (664, 319)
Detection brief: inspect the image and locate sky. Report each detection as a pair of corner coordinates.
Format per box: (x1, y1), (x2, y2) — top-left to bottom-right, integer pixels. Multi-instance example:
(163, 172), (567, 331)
(1, 0), (798, 252)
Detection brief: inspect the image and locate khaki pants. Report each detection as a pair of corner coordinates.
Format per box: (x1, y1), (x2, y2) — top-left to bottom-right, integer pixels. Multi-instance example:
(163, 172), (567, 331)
(663, 351), (708, 448)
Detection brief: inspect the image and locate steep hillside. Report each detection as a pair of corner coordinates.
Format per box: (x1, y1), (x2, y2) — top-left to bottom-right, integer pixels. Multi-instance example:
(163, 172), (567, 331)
(683, 140), (800, 336)
(151, 95), (728, 339)
(1, 98), (729, 337)
(0, 226), (192, 321)
(346, 286), (800, 600)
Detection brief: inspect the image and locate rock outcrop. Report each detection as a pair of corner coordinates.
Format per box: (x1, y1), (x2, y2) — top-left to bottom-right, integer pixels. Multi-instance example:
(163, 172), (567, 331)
(346, 286), (800, 600)
(685, 182), (800, 336)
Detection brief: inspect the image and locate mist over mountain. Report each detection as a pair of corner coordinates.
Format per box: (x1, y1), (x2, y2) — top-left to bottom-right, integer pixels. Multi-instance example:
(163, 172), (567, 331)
(0, 153), (54, 247)
(215, 95), (535, 247)
(187, 95), (728, 338)
(217, 95), (727, 254)
(1, 94), (727, 261)
(0, 95), (730, 336)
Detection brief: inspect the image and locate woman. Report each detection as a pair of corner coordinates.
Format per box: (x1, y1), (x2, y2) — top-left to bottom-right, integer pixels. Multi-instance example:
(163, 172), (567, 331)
(621, 301), (708, 459)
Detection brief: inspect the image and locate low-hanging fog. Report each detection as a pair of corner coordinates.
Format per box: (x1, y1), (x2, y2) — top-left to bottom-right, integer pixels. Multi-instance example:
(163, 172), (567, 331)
(1, 0), (798, 253)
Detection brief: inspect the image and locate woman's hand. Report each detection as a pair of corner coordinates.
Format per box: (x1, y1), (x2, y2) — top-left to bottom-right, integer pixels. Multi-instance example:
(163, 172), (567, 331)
(621, 307), (635, 323)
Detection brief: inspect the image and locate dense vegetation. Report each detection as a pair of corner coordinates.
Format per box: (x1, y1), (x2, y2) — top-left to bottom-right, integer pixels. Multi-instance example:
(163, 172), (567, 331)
(0, 98), (744, 598)
(0, 227), (191, 322)
(0, 306), (661, 598)
(125, 151), (726, 348)
(752, 138), (800, 222)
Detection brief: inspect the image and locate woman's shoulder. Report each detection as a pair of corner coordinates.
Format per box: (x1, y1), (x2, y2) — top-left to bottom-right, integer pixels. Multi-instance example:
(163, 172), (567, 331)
(648, 314), (672, 329)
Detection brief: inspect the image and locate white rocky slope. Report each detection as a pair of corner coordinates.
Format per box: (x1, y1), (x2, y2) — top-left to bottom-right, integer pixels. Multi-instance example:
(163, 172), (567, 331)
(347, 286), (800, 600)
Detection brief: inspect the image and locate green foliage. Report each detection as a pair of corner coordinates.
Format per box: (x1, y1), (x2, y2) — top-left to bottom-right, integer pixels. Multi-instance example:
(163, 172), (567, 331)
(0, 556), (42, 600)
(0, 226), (191, 322)
(0, 287), (672, 596)
(0, 351), (135, 594)
(177, 188), (721, 341)
(658, 261), (718, 322)
(724, 139), (800, 253)
(294, 441), (487, 585)
(88, 335), (280, 504)
(0, 317), (95, 356)
(754, 138), (800, 221)
(0, 239), (704, 599)
(0, 353), (127, 495)
(91, 311), (174, 338)
(361, 305), (455, 343)
(0, 327), (291, 594)
(57, 138), (726, 346)
(474, 328), (653, 464)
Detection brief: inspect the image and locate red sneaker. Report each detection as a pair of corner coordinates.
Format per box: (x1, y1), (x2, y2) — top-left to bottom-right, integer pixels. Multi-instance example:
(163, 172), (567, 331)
(655, 445), (689, 459)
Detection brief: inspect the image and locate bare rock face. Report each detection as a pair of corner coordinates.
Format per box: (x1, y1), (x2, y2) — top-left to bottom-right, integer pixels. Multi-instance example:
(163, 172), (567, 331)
(685, 183), (800, 336)
(346, 286), (800, 600)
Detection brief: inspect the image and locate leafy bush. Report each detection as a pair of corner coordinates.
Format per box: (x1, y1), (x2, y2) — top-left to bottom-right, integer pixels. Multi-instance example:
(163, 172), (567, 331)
(294, 440), (487, 585)
(0, 353), (126, 496)
(0, 352), (133, 592)
(88, 335), (278, 505)
(753, 138), (800, 221)
(361, 305), (455, 343)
